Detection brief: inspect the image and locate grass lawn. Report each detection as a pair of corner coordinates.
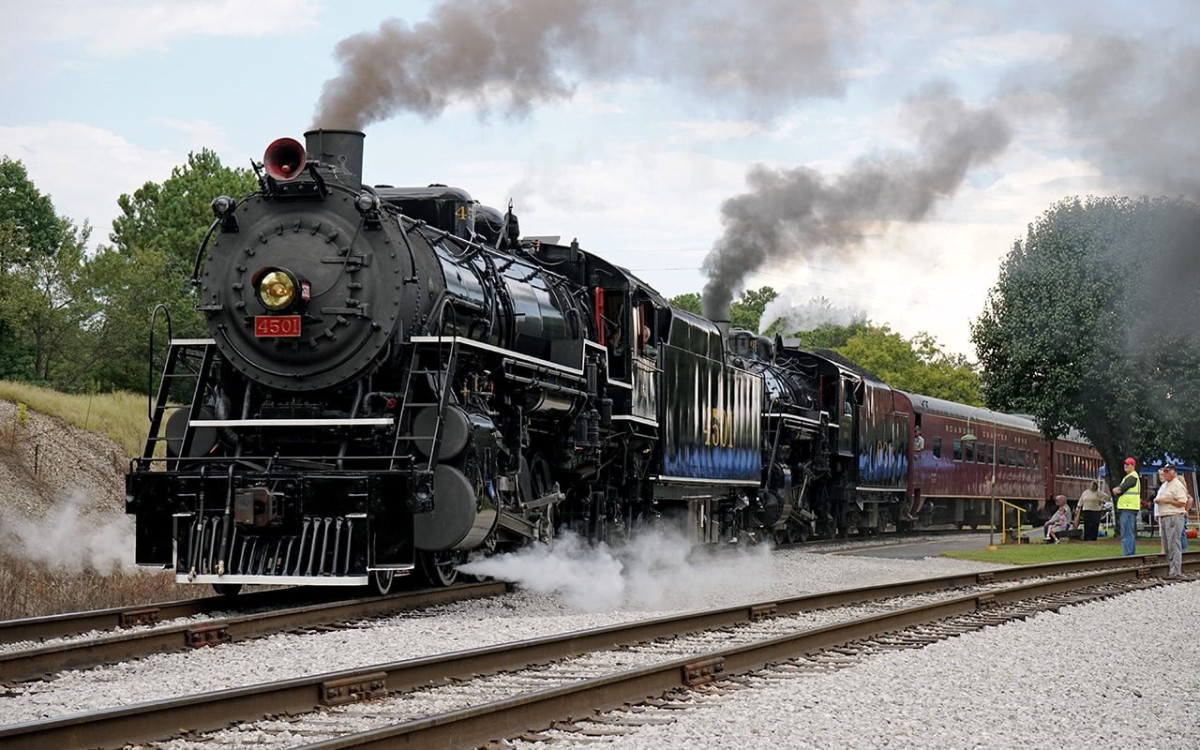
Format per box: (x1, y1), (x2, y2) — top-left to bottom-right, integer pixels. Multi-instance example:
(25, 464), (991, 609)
(943, 537), (1173, 565)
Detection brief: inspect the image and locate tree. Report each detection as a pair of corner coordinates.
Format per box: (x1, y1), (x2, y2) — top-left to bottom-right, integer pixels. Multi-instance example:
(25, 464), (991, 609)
(0, 159), (72, 380)
(110, 149), (256, 277)
(668, 286), (778, 331)
(729, 286), (777, 331)
(0, 221), (96, 386)
(669, 292), (701, 315)
(90, 150), (256, 391)
(0, 157), (63, 267)
(971, 195), (1200, 480)
(838, 326), (982, 404)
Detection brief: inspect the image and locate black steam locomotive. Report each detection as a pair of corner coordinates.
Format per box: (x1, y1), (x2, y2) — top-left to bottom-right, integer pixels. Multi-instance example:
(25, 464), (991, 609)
(126, 129), (903, 594)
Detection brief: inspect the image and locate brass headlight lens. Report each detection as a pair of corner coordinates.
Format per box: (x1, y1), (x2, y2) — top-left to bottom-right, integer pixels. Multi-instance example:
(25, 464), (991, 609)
(258, 270), (296, 310)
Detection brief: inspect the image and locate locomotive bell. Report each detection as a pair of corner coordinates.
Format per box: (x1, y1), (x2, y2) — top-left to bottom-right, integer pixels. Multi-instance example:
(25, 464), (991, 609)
(263, 137), (306, 181)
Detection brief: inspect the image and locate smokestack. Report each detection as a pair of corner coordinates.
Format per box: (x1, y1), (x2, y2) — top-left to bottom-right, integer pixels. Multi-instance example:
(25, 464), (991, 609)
(304, 129), (364, 191)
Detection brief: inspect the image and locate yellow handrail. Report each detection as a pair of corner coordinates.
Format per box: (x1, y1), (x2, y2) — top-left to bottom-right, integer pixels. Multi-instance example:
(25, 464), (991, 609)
(996, 498), (1025, 545)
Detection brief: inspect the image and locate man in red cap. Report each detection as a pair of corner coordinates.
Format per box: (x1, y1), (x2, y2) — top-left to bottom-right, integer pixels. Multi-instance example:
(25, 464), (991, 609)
(1111, 457), (1141, 556)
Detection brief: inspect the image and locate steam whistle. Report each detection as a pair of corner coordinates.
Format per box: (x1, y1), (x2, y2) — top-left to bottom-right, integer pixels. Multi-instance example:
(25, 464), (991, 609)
(264, 137), (307, 181)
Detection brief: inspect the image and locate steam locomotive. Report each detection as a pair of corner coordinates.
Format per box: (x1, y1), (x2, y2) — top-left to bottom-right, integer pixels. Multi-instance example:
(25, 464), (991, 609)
(126, 129), (1097, 594)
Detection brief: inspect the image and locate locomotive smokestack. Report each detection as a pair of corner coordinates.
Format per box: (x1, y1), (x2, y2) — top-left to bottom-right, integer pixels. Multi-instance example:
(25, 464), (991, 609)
(304, 129), (364, 191)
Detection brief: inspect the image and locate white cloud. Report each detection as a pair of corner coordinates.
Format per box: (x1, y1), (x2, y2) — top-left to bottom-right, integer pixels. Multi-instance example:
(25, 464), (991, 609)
(0, 122), (181, 245)
(936, 31), (1068, 70)
(664, 120), (763, 146)
(3, 0), (321, 58)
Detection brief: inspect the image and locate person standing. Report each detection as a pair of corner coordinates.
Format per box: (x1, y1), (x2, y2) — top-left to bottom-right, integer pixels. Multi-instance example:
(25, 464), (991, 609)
(1076, 481), (1106, 541)
(1154, 464), (1188, 578)
(1111, 457), (1141, 556)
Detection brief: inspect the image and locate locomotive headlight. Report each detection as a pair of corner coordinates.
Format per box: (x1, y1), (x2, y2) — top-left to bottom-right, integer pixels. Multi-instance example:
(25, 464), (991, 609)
(354, 190), (380, 214)
(257, 269), (298, 310)
(211, 195), (237, 217)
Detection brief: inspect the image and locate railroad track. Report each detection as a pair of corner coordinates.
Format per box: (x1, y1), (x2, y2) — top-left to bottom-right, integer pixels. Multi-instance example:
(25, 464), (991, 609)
(0, 582), (507, 683)
(1, 553), (1191, 750)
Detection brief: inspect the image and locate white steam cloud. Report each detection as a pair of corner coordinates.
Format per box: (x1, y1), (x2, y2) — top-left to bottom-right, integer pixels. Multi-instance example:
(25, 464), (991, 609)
(760, 296), (867, 335)
(458, 527), (775, 612)
(0, 489), (134, 574)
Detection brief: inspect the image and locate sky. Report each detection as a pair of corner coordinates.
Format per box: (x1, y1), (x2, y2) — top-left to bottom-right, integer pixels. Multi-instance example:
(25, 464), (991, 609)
(2, 0), (1198, 358)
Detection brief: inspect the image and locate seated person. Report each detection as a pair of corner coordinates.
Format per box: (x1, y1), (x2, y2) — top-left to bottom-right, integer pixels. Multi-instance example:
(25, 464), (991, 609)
(1043, 494), (1071, 543)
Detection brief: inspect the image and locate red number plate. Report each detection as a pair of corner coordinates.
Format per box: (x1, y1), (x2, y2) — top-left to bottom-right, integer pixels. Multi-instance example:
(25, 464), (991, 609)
(254, 315), (302, 338)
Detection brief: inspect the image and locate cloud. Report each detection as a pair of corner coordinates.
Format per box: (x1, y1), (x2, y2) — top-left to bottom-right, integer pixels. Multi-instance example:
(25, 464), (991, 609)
(664, 121), (764, 146)
(2, 0), (321, 58)
(0, 122), (180, 244)
(935, 31), (1068, 70)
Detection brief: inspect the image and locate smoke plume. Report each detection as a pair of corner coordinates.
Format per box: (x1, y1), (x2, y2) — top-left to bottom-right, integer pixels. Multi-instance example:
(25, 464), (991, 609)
(759, 296), (867, 335)
(457, 528), (774, 612)
(701, 83), (1012, 320)
(0, 489), (134, 574)
(1048, 34), (1200, 201)
(313, 0), (858, 129)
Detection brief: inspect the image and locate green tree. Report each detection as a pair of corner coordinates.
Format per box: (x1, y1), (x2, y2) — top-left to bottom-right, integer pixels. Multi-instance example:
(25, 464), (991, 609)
(669, 292), (701, 315)
(669, 287), (778, 331)
(838, 325), (982, 404)
(0, 157), (63, 267)
(91, 150), (256, 391)
(0, 221), (97, 386)
(0, 159), (74, 380)
(971, 195), (1200, 478)
(729, 286), (778, 331)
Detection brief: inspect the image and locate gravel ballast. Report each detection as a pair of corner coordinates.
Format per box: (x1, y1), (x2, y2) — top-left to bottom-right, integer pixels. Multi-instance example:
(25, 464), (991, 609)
(4, 539), (1197, 749)
(565, 579), (1200, 750)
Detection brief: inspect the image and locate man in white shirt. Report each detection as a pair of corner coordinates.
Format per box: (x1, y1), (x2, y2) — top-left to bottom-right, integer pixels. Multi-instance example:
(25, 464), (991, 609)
(1154, 463), (1188, 578)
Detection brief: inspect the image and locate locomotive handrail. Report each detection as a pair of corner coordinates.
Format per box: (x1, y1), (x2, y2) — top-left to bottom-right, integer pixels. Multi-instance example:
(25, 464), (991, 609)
(147, 304), (173, 420)
(190, 418), (395, 427)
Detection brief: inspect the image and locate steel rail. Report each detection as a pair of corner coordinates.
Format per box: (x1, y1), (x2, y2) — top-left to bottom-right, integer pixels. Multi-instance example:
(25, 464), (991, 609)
(0, 554), (1188, 750)
(301, 564), (1175, 749)
(0, 587), (325, 646)
(0, 582), (506, 683)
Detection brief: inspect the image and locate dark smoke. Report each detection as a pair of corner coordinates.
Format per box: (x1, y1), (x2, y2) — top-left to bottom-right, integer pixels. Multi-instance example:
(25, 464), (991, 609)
(701, 83), (1012, 320)
(1051, 34), (1200, 201)
(313, 0), (858, 129)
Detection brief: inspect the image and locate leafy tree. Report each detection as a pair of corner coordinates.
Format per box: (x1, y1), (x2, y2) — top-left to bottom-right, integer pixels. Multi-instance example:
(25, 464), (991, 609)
(0, 221), (97, 386)
(972, 195), (1200, 479)
(110, 149), (256, 276)
(838, 326), (982, 404)
(91, 150), (256, 391)
(0, 160), (72, 380)
(729, 286), (777, 331)
(0, 157), (63, 267)
(668, 286), (778, 331)
(669, 292), (701, 315)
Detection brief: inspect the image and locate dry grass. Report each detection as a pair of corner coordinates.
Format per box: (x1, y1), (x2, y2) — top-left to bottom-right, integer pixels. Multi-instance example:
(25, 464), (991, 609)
(0, 381), (150, 458)
(0, 383), (195, 619)
(0, 556), (201, 620)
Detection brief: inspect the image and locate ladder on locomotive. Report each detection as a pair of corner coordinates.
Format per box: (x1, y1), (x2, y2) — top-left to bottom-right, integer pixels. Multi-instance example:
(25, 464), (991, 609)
(142, 338), (216, 471)
(390, 337), (460, 475)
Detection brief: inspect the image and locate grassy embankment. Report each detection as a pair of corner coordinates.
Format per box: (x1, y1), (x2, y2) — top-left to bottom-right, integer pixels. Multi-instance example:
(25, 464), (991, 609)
(0, 381), (198, 619)
(944, 538), (1176, 565)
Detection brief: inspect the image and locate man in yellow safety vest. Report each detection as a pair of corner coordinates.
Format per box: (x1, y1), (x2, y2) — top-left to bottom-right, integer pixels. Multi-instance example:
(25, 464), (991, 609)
(1111, 457), (1141, 556)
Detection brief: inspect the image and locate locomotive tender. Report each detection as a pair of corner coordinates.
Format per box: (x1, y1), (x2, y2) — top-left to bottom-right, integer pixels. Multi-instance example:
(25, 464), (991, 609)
(126, 129), (1100, 594)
